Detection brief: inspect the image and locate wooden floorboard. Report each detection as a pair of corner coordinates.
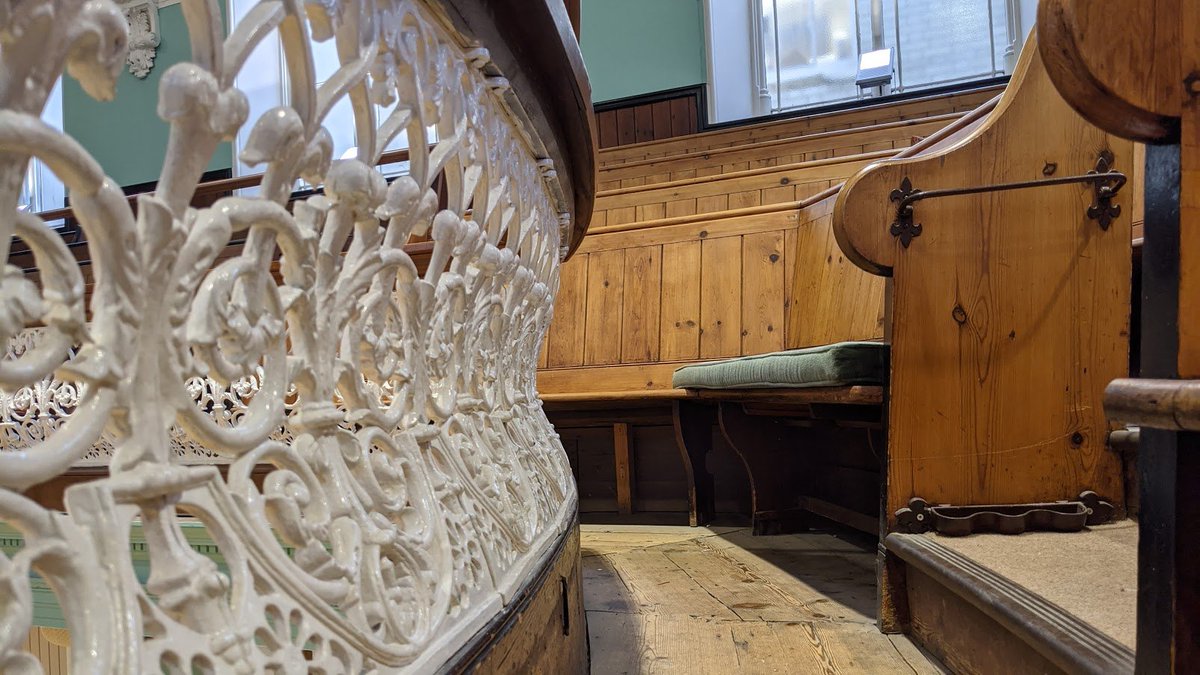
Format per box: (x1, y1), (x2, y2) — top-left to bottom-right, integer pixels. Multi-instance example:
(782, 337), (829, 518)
(581, 525), (944, 674)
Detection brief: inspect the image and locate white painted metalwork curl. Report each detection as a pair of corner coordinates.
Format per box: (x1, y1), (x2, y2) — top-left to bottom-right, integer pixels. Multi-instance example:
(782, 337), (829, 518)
(0, 0), (575, 671)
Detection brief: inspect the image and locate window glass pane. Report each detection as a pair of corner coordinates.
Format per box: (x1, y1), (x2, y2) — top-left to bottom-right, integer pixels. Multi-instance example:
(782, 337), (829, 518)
(896, 0), (994, 90)
(750, 0), (1010, 116)
(311, 37), (340, 83)
(767, 0), (860, 111)
(321, 92), (358, 162)
(230, 0), (282, 178)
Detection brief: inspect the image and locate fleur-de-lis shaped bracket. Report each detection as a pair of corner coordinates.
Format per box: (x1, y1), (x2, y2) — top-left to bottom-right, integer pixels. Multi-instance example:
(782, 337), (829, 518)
(1086, 151), (1122, 230)
(889, 176), (923, 248)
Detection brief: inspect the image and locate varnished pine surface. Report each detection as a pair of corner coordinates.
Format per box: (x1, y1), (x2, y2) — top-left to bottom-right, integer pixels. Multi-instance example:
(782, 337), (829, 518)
(834, 35), (1130, 514)
(581, 525), (942, 674)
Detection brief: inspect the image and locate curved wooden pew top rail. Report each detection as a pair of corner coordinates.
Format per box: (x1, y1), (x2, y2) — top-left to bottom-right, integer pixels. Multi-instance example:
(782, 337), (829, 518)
(0, 1), (594, 673)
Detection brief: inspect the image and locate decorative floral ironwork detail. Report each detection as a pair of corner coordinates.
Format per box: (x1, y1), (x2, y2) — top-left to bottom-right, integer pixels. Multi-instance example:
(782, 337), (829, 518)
(0, 0), (577, 671)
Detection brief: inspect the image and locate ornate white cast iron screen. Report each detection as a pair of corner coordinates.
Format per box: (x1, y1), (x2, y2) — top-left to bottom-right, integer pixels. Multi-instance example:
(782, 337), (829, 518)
(0, 0), (577, 671)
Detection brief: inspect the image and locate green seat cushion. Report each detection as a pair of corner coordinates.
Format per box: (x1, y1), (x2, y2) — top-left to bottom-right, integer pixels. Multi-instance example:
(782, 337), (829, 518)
(672, 341), (887, 390)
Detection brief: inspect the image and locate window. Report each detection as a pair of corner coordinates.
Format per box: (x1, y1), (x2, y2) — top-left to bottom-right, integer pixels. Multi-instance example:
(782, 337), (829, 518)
(229, 3), (429, 186)
(760, 0), (1013, 113)
(708, 0), (1029, 122)
(20, 79), (65, 221)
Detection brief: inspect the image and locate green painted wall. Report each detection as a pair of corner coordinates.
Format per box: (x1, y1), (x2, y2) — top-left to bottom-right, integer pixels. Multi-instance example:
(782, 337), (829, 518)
(63, 5), (231, 188)
(580, 0), (707, 103)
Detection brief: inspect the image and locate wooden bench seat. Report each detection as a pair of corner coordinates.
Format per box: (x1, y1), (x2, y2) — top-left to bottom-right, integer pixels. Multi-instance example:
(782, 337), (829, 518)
(597, 113), (964, 190)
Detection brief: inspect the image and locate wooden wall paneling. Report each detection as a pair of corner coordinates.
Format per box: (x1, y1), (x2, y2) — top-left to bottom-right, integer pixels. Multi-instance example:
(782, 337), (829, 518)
(700, 236), (743, 358)
(670, 97), (692, 137)
(595, 154), (883, 214)
(741, 231), (787, 354)
(547, 254), (588, 367)
(621, 245), (663, 363)
(593, 87), (704, 150)
(659, 241), (702, 362)
(584, 250), (625, 365)
(761, 184), (797, 204)
(566, 427), (620, 512)
(597, 111), (618, 149)
(651, 101), (673, 139)
(696, 194), (729, 213)
(616, 107), (637, 146)
(634, 105), (655, 144)
(783, 228), (799, 342)
(607, 206), (636, 226)
(728, 189), (760, 209)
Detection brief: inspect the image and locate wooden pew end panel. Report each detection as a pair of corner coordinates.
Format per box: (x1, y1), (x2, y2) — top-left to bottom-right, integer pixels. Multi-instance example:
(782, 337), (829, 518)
(832, 30), (1132, 522)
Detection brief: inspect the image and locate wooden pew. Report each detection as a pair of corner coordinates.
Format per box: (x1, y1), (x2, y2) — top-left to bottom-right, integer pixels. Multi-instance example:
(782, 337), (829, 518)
(1037, 3), (1200, 671)
(542, 93), (1001, 524)
(597, 113), (963, 190)
(592, 151), (891, 227)
(599, 85), (1001, 167)
(662, 36), (1132, 547)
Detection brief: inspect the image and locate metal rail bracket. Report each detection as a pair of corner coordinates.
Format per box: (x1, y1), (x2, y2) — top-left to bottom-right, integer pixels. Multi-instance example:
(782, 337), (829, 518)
(889, 151), (1127, 247)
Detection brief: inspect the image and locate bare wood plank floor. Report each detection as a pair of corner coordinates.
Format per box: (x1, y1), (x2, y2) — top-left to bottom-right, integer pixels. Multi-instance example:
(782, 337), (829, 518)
(582, 525), (944, 674)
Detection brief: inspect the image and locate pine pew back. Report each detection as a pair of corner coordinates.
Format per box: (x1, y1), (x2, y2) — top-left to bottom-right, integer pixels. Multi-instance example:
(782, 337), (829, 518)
(599, 86), (1002, 167)
(598, 113), (963, 190)
(537, 197), (885, 398)
(592, 151), (891, 227)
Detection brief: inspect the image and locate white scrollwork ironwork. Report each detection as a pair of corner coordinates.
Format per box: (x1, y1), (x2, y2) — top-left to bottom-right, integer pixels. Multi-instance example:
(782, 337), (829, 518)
(0, 0), (576, 671)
